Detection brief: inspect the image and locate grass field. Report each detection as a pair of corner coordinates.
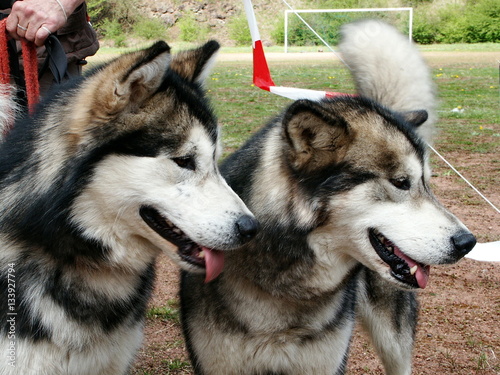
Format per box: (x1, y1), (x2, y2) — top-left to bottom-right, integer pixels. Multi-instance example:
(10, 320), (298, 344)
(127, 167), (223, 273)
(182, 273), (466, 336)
(201, 51), (499, 159)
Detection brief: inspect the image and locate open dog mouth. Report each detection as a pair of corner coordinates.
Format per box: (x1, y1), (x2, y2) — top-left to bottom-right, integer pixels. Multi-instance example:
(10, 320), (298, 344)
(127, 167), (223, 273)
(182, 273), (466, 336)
(368, 228), (430, 289)
(140, 206), (224, 282)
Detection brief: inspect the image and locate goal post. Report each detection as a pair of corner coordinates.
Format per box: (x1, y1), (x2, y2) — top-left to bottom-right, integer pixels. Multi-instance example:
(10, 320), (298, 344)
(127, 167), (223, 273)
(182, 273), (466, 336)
(284, 7), (413, 53)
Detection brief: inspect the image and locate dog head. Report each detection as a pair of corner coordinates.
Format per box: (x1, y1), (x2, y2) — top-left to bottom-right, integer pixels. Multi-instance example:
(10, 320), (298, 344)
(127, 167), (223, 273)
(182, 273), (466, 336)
(280, 97), (476, 290)
(60, 41), (258, 281)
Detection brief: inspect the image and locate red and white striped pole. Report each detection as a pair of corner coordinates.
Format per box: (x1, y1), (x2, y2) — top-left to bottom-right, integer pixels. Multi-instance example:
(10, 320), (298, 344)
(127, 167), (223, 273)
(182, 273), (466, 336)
(243, 0), (351, 101)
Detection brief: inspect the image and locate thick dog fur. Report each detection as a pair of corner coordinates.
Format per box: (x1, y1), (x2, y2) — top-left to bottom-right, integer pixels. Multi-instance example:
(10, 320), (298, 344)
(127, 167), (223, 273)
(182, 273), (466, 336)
(180, 20), (476, 375)
(0, 41), (258, 374)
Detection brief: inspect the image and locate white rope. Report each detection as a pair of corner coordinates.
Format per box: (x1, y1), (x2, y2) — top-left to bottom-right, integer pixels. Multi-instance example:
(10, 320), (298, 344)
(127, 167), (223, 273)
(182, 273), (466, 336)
(428, 144), (500, 214)
(279, 0), (499, 216)
(280, 0), (351, 70)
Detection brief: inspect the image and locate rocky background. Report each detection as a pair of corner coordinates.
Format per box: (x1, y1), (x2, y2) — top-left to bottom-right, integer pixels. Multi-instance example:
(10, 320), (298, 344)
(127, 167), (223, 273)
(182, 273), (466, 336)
(136, 0), (290, 46)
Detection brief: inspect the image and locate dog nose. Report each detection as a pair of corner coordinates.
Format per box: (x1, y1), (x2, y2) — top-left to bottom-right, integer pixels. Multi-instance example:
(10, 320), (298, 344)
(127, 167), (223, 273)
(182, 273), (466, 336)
(452, 231), (476, 258)
(236, 215), (259, 241)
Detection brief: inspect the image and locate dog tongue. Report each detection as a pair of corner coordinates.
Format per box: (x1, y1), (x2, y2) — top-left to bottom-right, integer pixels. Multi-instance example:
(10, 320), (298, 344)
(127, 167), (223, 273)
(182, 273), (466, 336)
(410, 263), (430, 289)
(394, 248), (431, 289)
(416, 265), (431, 289)
(203, 247), (224, 283)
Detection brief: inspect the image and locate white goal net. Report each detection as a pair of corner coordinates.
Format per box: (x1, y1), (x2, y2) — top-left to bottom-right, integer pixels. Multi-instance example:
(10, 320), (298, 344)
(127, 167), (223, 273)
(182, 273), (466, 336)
(284, 7), (413, 52)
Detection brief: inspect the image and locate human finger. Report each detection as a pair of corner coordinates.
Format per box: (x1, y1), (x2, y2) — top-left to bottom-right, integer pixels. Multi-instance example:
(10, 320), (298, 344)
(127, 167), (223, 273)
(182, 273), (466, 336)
(5, 2), (34, 40)
(16, 23), (30, 39)
(34, 25), (53, 47)
(5, 13), (22, 40)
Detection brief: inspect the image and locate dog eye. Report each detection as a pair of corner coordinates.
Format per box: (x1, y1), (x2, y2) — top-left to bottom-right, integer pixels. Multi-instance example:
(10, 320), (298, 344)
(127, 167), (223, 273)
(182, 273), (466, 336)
(172, 156), (196, 171)
(390, 177), (411, 190)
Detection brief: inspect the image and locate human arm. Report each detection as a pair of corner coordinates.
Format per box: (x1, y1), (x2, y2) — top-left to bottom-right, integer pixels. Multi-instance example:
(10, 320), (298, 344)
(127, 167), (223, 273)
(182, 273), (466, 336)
(5, 0), (85, 46)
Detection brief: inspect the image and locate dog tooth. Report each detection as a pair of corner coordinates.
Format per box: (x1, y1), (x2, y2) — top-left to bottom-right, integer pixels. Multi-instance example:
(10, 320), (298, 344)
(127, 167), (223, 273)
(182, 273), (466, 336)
(198, 250), (205, 259)
(410, 265), (418, 275)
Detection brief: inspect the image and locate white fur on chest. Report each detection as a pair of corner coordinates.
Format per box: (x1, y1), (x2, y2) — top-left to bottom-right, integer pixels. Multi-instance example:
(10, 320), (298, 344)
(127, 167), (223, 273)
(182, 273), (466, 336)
(0, 323), (143, 375)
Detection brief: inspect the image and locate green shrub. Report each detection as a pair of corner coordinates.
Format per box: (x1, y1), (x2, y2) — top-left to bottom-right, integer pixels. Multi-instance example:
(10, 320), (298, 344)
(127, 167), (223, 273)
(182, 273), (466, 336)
(228, 14), (252, 46)
(87, 0), (137, 29)
(86, 0), (108, 23)
(178, 12), (208, 42)
(100, 18), (126, 47)
(283, 11), (408, 47)
(413, 24), (437, 45)
(462, 0), (500, 43)
(133, 17), (167, 40)
(271, 17), (285, 45)
(412, 0), (499, 44)
(88, 0), (168, 43)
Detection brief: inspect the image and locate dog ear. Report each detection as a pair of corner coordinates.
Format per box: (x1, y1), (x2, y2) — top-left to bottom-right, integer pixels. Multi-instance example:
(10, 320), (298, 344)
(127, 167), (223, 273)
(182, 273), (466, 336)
(68, 42), (171, 145)
(283, 100), (352, 171)
(401, 110), (428, 127)
(87, 41), (171, 114)
(169, 40), (220, 85)
(112, 41), (172, 107)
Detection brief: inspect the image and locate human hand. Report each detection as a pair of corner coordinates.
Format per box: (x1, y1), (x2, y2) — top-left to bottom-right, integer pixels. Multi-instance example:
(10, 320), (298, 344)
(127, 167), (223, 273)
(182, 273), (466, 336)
(6, 0), (84, 46)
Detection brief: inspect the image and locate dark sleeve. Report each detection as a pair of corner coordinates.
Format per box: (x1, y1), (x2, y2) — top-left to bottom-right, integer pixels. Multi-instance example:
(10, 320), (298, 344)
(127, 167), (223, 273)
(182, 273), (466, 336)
(0, 0), (15, 10)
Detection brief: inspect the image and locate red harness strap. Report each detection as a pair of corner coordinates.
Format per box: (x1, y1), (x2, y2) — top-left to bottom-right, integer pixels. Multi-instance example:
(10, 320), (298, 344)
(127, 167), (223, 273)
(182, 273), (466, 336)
(20, 38), (39, 113)
(0, 19), (10, 87)
(0, 18), (40, 115)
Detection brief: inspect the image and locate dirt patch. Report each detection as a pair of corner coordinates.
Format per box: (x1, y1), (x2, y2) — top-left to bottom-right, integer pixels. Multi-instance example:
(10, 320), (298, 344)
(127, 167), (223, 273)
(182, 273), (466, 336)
(133, 252), (500, 374)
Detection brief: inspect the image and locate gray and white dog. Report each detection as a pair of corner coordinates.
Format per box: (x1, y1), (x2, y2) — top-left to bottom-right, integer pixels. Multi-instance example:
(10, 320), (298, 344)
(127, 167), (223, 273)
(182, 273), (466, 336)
(180, 20), (476, 375)
(0, 41), (257, 375)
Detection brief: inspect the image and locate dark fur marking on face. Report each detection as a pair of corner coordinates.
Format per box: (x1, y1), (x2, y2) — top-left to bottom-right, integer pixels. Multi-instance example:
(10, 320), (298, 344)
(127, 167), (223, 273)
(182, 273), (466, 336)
(293, 162), (377, 197)
(98, 128), (180, 158)
(369, 100), (427, 162)
(158, 71), (218, 145)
